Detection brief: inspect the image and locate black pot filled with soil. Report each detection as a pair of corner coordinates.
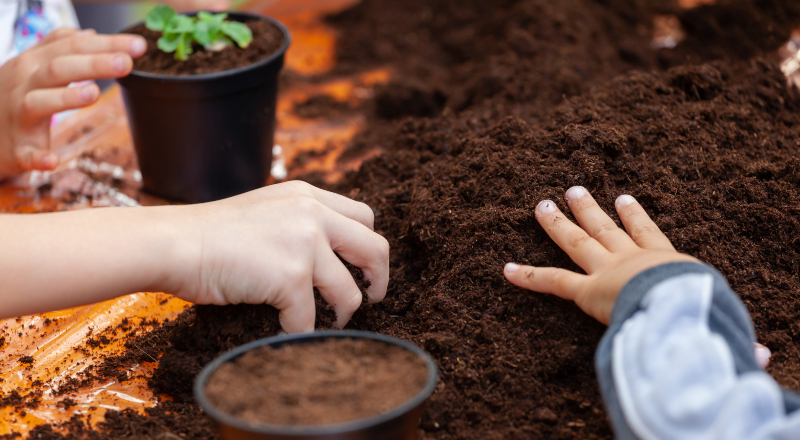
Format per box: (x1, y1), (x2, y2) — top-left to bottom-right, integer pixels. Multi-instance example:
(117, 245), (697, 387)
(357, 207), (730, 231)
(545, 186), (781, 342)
(194, 330), (439, 440)
(117, 10), (290, 203)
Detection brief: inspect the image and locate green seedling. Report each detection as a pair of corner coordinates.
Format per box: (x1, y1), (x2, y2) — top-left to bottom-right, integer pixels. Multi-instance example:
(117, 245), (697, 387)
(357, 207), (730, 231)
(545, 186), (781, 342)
(145, 5), (253, 61)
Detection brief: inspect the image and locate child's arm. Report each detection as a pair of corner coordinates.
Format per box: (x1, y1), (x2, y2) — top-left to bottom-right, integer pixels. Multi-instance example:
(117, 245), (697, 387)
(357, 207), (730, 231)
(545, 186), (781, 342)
(0, 181), (389, 334)
(0, 29), (146, 180)
(504, 187), (800, 439)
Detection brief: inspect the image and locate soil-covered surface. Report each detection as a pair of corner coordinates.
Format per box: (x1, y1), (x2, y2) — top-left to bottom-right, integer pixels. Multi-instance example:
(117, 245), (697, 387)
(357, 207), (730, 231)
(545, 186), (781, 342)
(205, 338), (428, 425)
(293, 95), (358, 119)
(128, 19), (285, 75)
(6, 0), (800, 439)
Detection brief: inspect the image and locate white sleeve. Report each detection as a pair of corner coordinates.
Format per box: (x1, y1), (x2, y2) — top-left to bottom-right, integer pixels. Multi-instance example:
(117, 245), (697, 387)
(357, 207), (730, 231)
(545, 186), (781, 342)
(611, 272), (800, 440)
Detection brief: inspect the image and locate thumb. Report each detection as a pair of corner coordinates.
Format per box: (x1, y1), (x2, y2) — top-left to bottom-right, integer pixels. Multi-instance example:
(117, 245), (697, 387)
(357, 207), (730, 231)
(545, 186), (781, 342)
(15, 144), (60, 172)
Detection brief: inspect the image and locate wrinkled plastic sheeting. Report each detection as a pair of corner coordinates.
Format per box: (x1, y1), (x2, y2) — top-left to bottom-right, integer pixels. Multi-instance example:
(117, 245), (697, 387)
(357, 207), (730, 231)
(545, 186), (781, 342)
(0, 294), (189, 436)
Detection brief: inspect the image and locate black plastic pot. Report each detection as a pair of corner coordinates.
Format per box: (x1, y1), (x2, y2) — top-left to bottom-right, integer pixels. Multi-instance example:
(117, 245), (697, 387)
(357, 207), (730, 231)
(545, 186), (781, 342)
(194, 330), (439, 440)
(117, 12), (290, 203)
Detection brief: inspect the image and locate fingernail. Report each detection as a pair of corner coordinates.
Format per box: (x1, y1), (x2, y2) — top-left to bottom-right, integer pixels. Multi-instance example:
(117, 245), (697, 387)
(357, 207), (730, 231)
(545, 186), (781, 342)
(755, 343), (771, 369)
(537, 200), (557, 214)
(131, 37), (146, 55)
(565, 186), (588, 201)
(112, 55), (126, 74)
(80, 85), (95, 103)
(42, 153), (58, 169)
(616, 195), (636, 207)
(505, 263), (520, 274)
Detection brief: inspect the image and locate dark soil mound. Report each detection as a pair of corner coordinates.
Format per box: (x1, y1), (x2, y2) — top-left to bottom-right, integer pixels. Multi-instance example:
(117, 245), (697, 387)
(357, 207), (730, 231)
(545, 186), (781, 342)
(668, 0), (800, 64)
(335, 59), (800, 439)
(327, 0), (660, 121)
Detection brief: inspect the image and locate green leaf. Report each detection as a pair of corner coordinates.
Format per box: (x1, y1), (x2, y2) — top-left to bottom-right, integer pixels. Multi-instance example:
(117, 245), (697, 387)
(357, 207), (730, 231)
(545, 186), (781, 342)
(220, 21), (252, 48)
(164, 14), (195, 35)
(175, 33), (194, 60)
(197, 11), (227, 23)
(157, 33), (182, 52)
(193, 21), (212, 46)
(145, 5), (176, 31)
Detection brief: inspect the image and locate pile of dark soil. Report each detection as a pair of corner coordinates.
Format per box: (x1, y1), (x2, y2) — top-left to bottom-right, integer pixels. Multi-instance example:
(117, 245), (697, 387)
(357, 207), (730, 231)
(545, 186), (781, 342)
(666, 0), (800, 64)
(205, 338), (428, 425)
(128, 19), (285, 76)
(7, 0), (800, 439)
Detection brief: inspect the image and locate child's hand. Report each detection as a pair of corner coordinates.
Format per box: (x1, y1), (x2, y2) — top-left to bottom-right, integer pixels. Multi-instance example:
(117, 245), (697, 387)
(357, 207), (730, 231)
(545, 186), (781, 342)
(171, 181), (390, 333)
(504, 186), (697, 325)
(0, 28), (147, 180)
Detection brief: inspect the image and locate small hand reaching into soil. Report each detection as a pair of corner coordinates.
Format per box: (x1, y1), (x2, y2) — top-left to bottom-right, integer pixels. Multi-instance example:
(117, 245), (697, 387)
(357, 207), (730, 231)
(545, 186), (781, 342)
(170, 181), (390, 333)
(504, 186), (697, 325)
(0, 181), (389, 334)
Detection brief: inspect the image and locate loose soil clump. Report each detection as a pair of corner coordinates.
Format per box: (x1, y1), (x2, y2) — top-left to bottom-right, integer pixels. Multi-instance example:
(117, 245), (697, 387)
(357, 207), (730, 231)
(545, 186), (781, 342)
(128, 19), (285, 75)
(205, 338), (428, 425)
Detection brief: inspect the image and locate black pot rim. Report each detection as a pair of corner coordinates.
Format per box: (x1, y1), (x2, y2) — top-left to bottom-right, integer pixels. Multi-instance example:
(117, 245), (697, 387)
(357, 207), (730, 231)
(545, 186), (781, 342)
(123, 11), (291, 82)
(194, 330), (439, 436)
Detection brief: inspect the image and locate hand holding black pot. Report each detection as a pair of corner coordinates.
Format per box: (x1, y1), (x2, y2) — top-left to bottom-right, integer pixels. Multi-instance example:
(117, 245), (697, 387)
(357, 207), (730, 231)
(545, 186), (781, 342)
(0, 28), (147, 179)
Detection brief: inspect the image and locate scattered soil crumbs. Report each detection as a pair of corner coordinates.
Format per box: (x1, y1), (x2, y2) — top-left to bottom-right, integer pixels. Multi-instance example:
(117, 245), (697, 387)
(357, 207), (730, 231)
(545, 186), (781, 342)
(205, 338), (428, 425)
(128, 19), (285, 76)
(293, 95), (357, 119)
(9, 0), (800, 439)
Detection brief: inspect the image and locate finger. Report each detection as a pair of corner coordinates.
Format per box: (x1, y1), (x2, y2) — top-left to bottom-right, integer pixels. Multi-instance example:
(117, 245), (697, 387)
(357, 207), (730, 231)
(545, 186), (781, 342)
(35, 28), (80, 46)
(310, 187), (375, 230)
(322, 210), (389, 304)
(38, 32), (147, 60)
(314, 249), (364, 329)
(22, 84), (99, 120)
(285, 181), (375, 230)
(565, 186), (637, 253)
(276, 277), (316, 334)
(755, 343), (771, 369)
(15, 145), (59, 171)
(504, 263), (587, 302)
(615, 195), (675, 251)
(536, 199), (611, 273)
(30, 53), (133, 89)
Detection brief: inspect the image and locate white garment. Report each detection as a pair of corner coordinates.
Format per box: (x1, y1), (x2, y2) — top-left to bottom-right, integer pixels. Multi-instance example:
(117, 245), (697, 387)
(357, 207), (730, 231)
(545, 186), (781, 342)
(0, 0), (79, 65)
(612, 273), (800, 440)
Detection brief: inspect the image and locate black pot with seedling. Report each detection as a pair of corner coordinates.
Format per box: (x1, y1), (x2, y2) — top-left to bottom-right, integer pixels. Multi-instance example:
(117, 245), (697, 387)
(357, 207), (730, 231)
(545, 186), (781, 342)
(117, 6), (290, 203)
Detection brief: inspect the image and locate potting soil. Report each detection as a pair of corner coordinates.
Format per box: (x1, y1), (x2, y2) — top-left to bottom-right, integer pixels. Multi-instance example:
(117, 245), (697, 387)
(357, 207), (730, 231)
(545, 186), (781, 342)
(6, 0), (800, 439)
(205, 338), (428, 425)
(129, 19), (285, 75)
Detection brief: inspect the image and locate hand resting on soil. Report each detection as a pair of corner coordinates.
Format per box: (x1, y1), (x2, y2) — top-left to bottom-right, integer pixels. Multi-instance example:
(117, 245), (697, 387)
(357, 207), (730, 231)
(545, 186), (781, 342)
(504, 186), (698, 325)
(0, 181), (390, 333)
(505, 186), (771, 368)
